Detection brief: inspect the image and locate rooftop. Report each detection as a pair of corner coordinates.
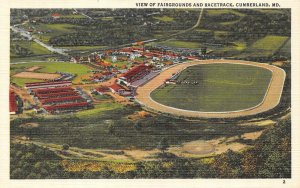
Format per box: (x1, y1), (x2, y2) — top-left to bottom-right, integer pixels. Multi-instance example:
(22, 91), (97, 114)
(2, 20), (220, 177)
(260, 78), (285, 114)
(9, 91), (17, 113)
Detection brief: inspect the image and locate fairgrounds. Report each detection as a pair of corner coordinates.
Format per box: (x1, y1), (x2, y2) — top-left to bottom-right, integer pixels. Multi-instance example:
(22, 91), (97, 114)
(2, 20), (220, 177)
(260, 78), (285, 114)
(135, 59), (286, 118)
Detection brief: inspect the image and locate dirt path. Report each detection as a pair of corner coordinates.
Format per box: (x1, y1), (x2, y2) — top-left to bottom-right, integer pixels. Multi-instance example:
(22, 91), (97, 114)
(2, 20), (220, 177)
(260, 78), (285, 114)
(10, 85), (36, 105)
(135, 59), (286, 118)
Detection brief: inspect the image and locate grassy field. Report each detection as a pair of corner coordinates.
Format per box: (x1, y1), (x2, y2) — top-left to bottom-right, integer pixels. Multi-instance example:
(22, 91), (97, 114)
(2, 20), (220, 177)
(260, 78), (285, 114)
(93, 94), (113, 100)
(153, 16), (174, 22)
(100, 17), (114, 21)
(10, 62), (92, 86)
(251, 35), (288, 51)
(205, 9), (245, 17)
(33, 23), (79, 43)
(276, 38), (291, 57)
(60, 14), (87, 19)
(157, 40), (201, 49)
(11, 77), (43, 86)
(61, 45), (106, 51)
(11, 40), (52, 56)
(75, 102), (123, 118)
(256, 9), (284, 14)
(36, 23), (78, 33)
(242, 35), (289, 57)
(151, 63), (272, 112)
(205, 9), (245, 26)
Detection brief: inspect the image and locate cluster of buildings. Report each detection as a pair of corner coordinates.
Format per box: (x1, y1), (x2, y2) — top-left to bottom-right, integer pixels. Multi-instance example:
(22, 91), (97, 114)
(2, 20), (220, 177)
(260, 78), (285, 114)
(92, 63), (157, 98)
(89, 71), (115, 83)
(10, 43), (215, 115)
(25, 81), (92, 114)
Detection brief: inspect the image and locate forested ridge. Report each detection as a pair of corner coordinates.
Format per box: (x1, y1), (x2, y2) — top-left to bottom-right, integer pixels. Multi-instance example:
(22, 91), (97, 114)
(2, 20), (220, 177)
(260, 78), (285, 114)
(11, 118), (290, 179)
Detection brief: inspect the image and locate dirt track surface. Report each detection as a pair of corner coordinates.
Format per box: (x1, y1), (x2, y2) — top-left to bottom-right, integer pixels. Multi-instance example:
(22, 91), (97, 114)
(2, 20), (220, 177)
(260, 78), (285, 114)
(135, 59), (286, 118)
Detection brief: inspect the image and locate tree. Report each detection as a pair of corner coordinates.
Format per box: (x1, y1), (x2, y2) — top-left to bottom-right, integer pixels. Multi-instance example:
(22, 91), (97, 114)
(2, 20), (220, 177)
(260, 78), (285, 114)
(107, 121), (115, 135)
(62, 144), (70, 150)
(134, 121), (142, 131)
(157, 137), (169, 153)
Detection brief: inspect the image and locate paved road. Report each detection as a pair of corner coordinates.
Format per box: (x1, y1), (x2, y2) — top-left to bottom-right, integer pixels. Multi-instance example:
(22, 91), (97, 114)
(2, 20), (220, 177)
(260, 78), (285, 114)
(135, 59), (286, 118)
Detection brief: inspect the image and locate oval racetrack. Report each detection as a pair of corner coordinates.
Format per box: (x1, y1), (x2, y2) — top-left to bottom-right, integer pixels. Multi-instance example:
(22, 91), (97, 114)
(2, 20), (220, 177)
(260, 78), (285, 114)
(135, 59), (286, 118)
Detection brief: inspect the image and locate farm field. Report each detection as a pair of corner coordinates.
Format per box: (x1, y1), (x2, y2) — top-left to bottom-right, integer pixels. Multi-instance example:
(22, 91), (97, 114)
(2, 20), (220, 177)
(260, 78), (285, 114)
(151, 63), (272, 112)
(156, 40), (201, 49)
(241, 35), (289, 57)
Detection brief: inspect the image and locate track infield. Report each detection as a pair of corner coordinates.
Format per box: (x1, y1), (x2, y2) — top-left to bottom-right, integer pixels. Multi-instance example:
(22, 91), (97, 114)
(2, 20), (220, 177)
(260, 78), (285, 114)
(135, 59), (286, 118)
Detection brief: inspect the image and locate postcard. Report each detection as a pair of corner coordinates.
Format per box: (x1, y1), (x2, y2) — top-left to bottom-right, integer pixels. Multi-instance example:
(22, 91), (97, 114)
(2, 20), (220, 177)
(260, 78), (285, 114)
(1, 0), (300, 188)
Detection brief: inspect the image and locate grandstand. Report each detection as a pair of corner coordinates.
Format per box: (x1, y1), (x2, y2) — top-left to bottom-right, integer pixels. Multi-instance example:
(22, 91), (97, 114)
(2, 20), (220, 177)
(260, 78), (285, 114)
(118, 64), (152, 87)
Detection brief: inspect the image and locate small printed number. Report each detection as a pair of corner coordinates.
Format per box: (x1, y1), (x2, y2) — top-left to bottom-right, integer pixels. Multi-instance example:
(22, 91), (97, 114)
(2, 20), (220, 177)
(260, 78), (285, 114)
(283, 180), (286, 184)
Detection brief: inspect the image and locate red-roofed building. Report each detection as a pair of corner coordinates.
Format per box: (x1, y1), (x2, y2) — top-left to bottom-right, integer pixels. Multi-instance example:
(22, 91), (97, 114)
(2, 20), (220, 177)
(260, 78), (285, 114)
(51, 13), (61, 19)
(32, 87), (73, 95)
(118, 64), (152, 86)
(108, 84), (125, 94)
(9, 91), (17, 115)
(36, 91), (78, 99)
(94, 86), (110, 95)
(44, 102), (90, 113)
(25, 81), (72, 89)
(40, 96), (85, 105)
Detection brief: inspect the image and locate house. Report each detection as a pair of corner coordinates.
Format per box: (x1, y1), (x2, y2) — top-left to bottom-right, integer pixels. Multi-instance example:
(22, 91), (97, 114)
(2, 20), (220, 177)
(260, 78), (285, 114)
(51, 13), (61, 19)
(70, 56), (80, 63)
(80, 56), (90, 63)
(94, 86), (110, 95)
(108, 84), (125, 95)
(102, 71), (114, 79)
